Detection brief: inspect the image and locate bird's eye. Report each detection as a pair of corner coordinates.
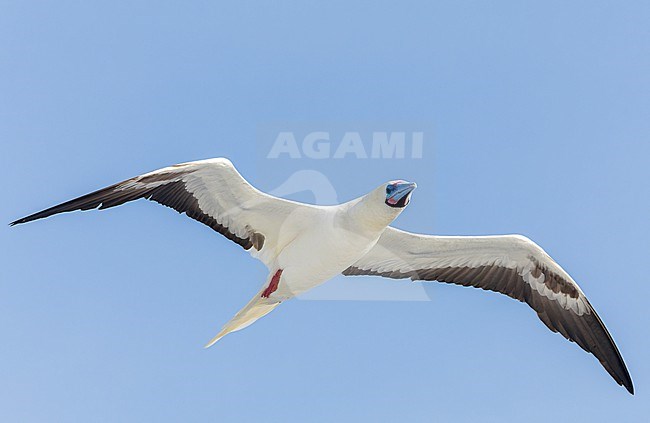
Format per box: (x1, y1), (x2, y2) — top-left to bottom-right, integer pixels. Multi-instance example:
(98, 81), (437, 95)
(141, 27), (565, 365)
(386, 185), (396, 195)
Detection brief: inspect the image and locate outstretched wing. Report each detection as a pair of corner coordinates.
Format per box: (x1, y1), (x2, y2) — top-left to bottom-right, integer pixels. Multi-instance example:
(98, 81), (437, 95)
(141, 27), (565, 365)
(343, 227), (633, 394)
(11, 158), (308, 267)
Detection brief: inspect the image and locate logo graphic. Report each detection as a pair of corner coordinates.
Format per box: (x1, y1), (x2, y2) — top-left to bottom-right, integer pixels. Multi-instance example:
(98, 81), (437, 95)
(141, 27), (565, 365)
(256, 122), (434, 301)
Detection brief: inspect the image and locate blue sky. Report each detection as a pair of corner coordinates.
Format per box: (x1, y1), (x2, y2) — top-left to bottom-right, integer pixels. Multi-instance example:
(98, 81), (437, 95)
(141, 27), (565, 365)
(2, 1), (649, 421)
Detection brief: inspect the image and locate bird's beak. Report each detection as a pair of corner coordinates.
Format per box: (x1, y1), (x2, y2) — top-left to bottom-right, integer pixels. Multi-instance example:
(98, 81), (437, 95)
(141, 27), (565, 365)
(387, 182), (417, 206)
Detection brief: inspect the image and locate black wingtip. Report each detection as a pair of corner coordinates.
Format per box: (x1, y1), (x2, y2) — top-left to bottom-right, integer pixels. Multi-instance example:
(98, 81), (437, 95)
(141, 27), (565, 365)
(625, 381), (634, 395)
(9, 216), (31, 226)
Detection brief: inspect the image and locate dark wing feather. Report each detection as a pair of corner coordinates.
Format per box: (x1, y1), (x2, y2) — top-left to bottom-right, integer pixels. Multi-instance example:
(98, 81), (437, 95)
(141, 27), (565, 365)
(10, 161), (264, 251)
(344, 228), (633, 394)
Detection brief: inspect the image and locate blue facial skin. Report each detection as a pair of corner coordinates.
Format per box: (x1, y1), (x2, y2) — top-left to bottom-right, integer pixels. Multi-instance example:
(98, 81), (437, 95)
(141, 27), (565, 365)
(385, 181), (417, 208)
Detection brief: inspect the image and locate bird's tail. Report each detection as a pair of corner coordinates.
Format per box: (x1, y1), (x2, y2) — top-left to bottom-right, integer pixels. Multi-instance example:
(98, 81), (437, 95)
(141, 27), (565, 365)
(204, 292), (281, 348)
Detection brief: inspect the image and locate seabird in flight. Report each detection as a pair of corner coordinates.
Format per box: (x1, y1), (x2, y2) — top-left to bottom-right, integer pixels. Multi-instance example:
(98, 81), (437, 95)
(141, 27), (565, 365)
(10, 158), (633, 393)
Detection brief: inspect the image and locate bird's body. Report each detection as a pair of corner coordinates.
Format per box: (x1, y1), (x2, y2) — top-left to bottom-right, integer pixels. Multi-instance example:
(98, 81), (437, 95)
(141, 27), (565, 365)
(11, 157), (634, 393)
(250, 204), (382, 299)
(274, 196), (400, 298)
(270, 212), (376, 299)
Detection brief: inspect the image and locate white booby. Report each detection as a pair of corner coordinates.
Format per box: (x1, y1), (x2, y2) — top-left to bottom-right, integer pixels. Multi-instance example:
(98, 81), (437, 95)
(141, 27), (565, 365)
(10, 158), (633, 393)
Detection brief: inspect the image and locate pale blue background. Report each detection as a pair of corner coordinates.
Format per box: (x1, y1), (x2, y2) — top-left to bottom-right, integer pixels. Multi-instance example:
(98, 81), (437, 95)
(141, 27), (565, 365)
(2, 1), (649, 422)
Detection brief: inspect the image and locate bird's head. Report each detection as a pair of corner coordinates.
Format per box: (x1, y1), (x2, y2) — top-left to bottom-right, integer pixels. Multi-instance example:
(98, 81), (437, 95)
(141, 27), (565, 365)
(351, 180), (416, 231)
(346, 180), (417, 234)
(384, 180), (417, 209)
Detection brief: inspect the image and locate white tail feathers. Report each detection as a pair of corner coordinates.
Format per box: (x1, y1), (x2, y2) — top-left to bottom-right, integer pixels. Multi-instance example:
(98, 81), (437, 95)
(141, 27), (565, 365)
(204, 296), (281, 348)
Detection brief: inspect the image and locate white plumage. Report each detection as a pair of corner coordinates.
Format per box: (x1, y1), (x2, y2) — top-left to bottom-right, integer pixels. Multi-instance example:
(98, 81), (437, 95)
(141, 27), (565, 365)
(11, 158), (633, 394)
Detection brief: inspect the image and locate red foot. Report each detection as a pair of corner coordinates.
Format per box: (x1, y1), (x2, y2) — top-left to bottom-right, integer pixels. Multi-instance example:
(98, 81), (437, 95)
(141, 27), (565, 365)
(262, 269), (283, 298)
